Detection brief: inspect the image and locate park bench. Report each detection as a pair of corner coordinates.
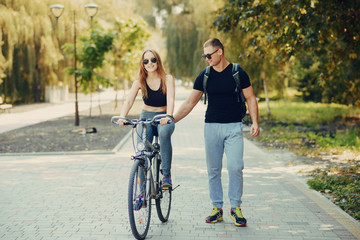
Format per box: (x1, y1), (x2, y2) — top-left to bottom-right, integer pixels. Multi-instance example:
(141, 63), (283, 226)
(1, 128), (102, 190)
(0, 96), (12, 112)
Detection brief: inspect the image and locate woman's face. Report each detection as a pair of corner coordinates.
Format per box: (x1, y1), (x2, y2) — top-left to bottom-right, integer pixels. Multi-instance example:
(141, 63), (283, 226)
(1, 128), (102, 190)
(143, 51), (158, 73)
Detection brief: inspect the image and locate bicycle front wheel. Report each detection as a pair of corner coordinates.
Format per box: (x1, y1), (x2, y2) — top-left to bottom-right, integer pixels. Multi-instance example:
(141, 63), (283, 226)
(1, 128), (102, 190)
(155, 156), (172, 222)
(128, 160), (151, 240)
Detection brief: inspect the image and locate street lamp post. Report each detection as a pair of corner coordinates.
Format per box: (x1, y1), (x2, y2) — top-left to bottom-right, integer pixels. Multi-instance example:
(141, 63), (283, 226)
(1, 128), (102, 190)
(84, 3), (99, 117)
(85, 4), (99, 28)
(72, 10), (79, 126)
(50, 3), (99, 126)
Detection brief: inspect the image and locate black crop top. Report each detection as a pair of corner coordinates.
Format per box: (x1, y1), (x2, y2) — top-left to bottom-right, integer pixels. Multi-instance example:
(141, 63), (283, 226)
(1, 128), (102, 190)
(143, 82), (167, 107)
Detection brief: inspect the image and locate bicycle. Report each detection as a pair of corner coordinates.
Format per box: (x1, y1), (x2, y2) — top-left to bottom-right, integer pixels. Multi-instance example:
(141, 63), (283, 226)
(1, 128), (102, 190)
(111, 114), (178, 240)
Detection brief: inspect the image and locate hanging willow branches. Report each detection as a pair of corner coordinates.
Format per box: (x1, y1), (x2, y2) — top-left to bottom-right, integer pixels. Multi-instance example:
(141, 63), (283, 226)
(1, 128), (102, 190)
(0, 0), (149, 104)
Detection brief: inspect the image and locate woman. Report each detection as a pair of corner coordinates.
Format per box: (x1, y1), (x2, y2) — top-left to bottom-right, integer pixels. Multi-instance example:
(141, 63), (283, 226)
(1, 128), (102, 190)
(119, 49), (175, 187)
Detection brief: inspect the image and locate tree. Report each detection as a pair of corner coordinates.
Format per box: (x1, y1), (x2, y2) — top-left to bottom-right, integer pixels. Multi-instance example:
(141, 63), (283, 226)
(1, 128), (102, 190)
(213, 0), (360, 106)
(0, 1), (64, 103)
(292, 54), (323, 102)
(111, 18), (151, 109)
(133, 0), (223, 82)
(164, 12), (200, 81)
(63, 26), (114, 116)
(0, 0), (146, 105)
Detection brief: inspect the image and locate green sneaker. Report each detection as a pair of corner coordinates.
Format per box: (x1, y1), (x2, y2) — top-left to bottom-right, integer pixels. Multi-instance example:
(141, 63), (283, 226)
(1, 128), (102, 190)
(230, 207), (247, 227)
(205, 206), (223, 223)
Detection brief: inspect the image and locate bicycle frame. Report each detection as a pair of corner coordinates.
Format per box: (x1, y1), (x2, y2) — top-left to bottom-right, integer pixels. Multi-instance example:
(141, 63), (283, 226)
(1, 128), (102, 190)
(111, 114), (175, 240)
(129, 118), (165, 200)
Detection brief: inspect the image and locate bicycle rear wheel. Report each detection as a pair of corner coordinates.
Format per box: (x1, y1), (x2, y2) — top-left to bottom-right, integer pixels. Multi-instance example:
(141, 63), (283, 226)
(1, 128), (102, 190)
(155, 156), (172, 222)
(128, 160), (151, 240)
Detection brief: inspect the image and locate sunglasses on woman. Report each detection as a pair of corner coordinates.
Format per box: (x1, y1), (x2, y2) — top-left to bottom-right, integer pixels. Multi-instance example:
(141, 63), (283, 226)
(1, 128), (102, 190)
(143, 57), (157, 65)
(202, 49), (219, 59)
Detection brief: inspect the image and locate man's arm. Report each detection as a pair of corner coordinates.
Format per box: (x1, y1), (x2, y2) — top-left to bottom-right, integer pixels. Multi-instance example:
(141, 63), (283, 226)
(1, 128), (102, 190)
(173, 89), (203, 123)
(242, 86), (260, 137)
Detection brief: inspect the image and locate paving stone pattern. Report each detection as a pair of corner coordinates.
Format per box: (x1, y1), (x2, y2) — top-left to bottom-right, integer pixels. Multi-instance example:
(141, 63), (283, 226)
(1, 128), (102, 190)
(0, 99), (359, 240)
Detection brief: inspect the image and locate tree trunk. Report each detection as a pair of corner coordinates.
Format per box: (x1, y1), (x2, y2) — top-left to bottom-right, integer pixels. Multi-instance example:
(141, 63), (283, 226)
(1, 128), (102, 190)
(114, 92), (118, 111)
(89, 77), (93, 117)
(98, 91), (102, 115)
(262, 66), (271, 119)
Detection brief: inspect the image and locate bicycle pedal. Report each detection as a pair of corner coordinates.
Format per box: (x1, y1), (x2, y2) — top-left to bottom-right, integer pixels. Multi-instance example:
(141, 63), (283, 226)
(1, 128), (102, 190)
(171, 184), (180, 191)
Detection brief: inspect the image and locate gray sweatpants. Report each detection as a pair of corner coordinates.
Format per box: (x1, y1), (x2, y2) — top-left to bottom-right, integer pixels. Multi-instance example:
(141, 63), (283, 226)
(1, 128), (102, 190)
(204, 122), (244, 209)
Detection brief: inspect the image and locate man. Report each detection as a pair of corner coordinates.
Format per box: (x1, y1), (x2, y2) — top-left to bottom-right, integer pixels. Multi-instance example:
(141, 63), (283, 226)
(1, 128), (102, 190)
(173, 38), (260, 227)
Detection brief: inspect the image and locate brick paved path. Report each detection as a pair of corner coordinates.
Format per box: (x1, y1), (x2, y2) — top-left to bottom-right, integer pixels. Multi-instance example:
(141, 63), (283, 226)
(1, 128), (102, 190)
(0, 97), (359, 239)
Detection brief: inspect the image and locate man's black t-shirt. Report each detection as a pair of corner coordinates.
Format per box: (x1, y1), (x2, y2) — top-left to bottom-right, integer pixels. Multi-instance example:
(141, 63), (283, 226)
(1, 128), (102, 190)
(193, 63), (251, 123)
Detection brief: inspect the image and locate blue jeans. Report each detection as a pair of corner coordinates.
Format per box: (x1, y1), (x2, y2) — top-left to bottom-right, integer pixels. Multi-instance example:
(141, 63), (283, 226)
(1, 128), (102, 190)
(138, 110), (175, 177)
(204, 122), (244, 209)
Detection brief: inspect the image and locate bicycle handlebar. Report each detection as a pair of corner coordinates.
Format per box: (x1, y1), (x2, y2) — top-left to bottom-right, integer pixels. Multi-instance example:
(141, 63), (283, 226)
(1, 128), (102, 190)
(111, 114), (174, 126)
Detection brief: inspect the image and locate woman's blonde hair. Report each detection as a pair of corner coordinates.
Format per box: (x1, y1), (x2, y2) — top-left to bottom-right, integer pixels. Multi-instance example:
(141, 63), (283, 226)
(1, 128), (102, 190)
(138, 49), (167, 99)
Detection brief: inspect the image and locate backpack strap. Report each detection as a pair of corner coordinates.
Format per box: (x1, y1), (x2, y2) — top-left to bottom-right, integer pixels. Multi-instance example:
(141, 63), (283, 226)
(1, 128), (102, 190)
(203, 66), (211, 104)
(232, 63), (242, 103)
(232, 63), (247, 118)
(203, 64), (245, 105)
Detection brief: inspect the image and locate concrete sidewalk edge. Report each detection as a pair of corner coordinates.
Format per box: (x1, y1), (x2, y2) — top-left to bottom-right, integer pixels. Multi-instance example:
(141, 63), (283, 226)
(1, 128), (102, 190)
(287, 172), (360, 238)
(112, 129), (133, 152)
(0, 150), (115, 157)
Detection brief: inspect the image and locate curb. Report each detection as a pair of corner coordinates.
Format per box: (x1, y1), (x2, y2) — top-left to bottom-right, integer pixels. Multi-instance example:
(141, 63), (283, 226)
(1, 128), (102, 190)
(112, 129), (132, 152)
(0, 150), (115, 157)
(0, 128), (132, 158)
(0, 127), (133, 158)
(288, 174), (360, 238)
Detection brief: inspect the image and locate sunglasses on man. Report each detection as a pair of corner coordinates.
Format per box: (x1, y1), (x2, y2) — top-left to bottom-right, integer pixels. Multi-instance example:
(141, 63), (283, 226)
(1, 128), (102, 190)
(143, 57), (157, 65)
(202, 49), (219, 59)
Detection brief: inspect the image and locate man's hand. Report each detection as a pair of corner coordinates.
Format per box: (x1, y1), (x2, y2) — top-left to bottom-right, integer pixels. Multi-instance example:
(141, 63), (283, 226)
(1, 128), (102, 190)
(160, 116), (171, 126)
(250, 123), (260, 137)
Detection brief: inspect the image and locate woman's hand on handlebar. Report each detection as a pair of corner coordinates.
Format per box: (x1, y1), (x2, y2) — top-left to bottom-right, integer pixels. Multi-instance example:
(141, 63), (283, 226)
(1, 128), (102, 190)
(117, 119), (124, 126)
(117, 118), (129, 127)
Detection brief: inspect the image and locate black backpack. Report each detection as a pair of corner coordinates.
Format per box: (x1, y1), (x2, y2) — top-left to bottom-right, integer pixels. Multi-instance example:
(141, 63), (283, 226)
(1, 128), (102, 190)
(203, 63), (247, 119)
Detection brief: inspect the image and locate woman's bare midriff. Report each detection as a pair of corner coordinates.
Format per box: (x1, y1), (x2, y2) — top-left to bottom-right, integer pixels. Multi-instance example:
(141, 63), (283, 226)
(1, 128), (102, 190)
(143, 104), (167, 113)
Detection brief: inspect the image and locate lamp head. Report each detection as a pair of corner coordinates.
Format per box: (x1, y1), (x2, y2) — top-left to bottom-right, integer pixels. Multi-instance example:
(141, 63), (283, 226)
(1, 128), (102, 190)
(50, 4), (64, 18)
(84, 3), (99, 18)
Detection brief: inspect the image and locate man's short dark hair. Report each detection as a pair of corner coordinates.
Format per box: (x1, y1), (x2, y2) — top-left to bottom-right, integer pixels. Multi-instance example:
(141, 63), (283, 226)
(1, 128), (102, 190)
(203, 38), (224, 54)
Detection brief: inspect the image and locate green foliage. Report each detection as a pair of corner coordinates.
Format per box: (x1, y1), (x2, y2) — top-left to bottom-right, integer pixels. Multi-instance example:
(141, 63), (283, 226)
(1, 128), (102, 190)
(335, 128), (360, 148)
(111, 18), (151, 88)
(257, 100), (360, 151)
(213, 0), (360, 106)
(292, 54), (323, 102)
(165, 13), (200, 81)
(258, 123), (360, 151)
(79, 27), (114, 93)
(0, 0), (148, 104)
(216, 29), (283, 97)
(0, 1), (64, 103)
(258, 100), (356, 124)
(136, 0), (222, 82)
(254, 100), (360, 220)
(214, 0), (359, 62)
(308, 167), (360, 220)
(63, 26), (114, 94)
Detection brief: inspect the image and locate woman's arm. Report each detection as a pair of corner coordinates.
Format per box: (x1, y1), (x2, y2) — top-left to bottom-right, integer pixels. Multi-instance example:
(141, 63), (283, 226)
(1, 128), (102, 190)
(160, 74), (175, 126)
(120, 80), (141, 118)
(166, 74), (175, 116)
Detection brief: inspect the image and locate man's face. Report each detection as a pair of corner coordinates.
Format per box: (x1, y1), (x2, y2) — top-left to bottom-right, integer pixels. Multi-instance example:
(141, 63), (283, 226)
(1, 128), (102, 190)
(203, 46), (221, 67)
